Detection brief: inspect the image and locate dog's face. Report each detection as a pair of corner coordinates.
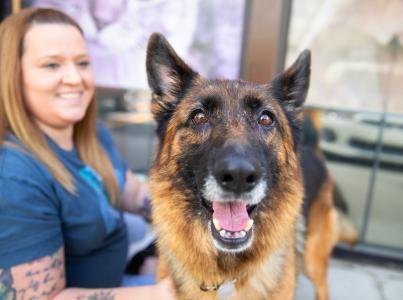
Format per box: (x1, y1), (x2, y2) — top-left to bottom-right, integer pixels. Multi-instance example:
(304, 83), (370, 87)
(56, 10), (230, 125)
(147, 33), (310, 255)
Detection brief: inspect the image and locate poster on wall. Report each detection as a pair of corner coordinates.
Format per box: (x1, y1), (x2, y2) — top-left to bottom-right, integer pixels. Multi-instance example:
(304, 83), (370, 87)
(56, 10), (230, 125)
(32, 0), (246, 90)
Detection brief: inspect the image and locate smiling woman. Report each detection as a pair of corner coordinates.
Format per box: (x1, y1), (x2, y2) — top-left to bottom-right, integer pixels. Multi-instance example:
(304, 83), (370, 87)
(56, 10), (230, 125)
(21, 23), (94, 149)
(0, 7), (176, 300)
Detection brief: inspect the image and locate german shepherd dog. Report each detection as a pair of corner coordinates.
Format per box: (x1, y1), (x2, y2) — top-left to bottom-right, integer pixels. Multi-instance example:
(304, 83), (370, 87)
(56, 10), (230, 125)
(146, 33), (357, 300)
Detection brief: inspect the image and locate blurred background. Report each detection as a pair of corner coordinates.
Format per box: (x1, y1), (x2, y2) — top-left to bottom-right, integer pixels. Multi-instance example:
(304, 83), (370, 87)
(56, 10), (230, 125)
(3, 0), (403, 285)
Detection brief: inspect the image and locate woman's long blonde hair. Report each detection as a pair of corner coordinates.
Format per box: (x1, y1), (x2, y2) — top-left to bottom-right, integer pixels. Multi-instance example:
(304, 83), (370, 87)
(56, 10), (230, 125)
(0, 8), (119, 203)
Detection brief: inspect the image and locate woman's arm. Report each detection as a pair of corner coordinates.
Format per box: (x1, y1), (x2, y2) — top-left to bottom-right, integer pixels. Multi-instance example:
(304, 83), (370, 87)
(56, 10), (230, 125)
(0, 247), (65, 300)
(56, 278), (175, 300)
(120, 170), (150, 215)
(1, 246), (176, 300)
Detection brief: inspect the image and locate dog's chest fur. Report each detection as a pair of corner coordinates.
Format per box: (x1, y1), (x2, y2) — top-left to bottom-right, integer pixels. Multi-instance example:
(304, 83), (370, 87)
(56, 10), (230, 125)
(157, 227), (299, 300)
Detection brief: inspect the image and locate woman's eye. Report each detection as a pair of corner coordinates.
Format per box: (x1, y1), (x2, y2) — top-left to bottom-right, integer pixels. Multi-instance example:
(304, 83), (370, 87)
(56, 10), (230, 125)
(192, 111), (208, 126)
(43, 62), (60, 69)
(77, 60), (90, 67)
(258, 111), (274, 126)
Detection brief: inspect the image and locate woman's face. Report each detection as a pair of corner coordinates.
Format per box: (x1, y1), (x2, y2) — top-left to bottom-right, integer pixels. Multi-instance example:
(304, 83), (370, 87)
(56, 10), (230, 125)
(21, 24), (95, 131)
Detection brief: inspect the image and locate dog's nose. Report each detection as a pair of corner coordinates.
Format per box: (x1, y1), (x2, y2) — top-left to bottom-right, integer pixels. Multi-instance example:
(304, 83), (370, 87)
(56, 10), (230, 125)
(213, 157), (262, 193)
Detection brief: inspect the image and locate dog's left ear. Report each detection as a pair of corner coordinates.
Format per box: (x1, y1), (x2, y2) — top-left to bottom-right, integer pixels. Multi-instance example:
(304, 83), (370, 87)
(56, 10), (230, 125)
(271, 50), (311, 114)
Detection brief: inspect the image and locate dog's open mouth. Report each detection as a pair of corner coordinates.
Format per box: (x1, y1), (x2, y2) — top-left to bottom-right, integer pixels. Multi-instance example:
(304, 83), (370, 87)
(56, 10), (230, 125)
(202, 198), (257, 252)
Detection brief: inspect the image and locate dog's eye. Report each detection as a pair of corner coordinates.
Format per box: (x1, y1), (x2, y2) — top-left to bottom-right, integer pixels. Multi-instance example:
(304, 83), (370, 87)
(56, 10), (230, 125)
(258, 111), (274, 126)
(192, 111), (208, 126)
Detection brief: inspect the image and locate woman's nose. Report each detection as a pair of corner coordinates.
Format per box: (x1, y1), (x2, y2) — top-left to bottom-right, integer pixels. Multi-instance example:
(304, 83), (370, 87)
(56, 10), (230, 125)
(62, 64), (82, 85)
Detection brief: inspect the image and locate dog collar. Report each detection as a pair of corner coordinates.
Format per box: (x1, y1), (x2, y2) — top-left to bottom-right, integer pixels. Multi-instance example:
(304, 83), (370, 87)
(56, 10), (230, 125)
(200, 279), (236, 299)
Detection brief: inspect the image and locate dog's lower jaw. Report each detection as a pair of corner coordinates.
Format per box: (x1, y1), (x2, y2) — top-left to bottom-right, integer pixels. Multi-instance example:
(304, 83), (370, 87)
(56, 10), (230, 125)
(212, 236), (254, 254)
(208, 220), (254, 253)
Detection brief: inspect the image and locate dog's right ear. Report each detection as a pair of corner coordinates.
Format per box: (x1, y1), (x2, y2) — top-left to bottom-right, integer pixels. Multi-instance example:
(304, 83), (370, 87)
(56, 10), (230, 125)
(146, 33), (198, 124)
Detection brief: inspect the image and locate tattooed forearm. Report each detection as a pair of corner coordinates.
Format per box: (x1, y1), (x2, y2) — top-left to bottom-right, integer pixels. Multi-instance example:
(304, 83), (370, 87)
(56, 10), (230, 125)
(76, 291), (115, 300)
(40, 282), (59, 297)
(2, 247), (65, 300)
(0, 268), (17, 300)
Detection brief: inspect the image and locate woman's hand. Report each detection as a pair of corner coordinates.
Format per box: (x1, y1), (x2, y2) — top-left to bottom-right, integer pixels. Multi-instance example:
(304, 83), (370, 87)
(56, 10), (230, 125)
(154, 277), (177, 300)
(121, 171), (151, 218)
(55, 276), (177, 300)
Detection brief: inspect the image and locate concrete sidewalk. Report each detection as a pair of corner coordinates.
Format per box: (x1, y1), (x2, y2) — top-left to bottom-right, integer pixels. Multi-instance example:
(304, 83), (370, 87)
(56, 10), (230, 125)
(295, 258), (403, 300)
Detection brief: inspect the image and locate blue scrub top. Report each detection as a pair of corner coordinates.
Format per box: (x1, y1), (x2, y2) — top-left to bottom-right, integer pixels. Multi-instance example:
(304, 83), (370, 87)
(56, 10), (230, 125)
(0, 123), (128, 288)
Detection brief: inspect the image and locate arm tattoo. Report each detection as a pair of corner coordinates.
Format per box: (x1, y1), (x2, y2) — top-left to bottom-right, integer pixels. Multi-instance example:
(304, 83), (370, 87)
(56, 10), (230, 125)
(0, 268), (17, 300)
(76, 291), (115, 300)
(1, 248), (65, 300)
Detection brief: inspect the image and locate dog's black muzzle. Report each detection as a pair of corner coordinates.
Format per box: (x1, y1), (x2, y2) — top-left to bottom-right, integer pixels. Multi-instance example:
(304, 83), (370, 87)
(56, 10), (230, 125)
(212, 144), (262, 195)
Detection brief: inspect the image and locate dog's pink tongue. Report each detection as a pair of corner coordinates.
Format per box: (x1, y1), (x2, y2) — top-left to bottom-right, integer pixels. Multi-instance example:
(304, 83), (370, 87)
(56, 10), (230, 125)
(212, 202), (249, 232)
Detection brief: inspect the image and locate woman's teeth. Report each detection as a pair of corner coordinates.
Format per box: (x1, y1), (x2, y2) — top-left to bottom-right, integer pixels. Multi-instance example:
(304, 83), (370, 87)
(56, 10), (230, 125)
(58, 92), (81, 99)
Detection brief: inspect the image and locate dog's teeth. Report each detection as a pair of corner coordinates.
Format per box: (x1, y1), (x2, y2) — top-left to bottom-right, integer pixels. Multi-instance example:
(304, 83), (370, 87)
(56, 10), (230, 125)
(234, 231), (241, 239)
(239, 230), (246, 238)
(220, 230), (226, 237)
(244, 219), (254, 232)
(213, 219), (221, 230)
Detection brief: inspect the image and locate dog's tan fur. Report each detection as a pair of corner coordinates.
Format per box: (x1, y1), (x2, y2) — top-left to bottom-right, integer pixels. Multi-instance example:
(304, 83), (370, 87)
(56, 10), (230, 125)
(304, 176), (336, 300)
